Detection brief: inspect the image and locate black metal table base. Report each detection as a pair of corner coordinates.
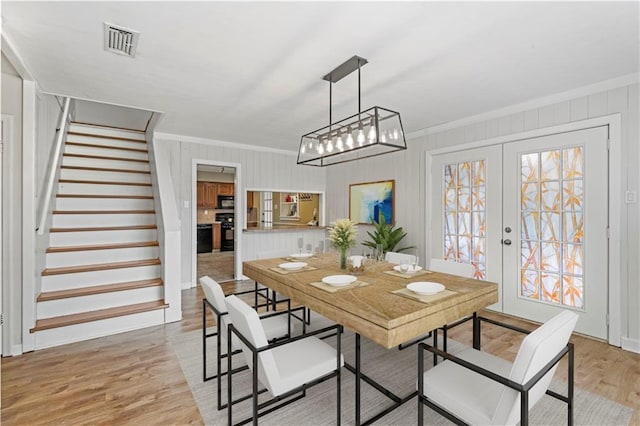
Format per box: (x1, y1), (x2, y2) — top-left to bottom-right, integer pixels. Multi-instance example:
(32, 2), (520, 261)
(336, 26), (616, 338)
(346, 333), (417, 426)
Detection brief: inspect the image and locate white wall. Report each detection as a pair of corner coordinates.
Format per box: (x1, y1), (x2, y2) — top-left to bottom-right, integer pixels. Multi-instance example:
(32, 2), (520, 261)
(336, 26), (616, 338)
(154, 133), (326, 286)
(326, 79), (640, 348)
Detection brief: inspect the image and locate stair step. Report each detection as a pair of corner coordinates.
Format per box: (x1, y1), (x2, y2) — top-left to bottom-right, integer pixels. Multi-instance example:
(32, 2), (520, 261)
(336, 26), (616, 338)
(30, 300), (167, 332)
(37, 278), (163, 302)
(42, 258), (161, 276)
(53, 210), (155, 215)
(70, 121), (145, 134)
(61, 165), (150, 174)
(59, 179), (152, 187)
(50, 224), (157, 233)
(67, 131), (146, 143)
(66, 141), (148, 154)
(63, 153), (149, 163)
(57, 194), (153, 199)
(47, 241), (159, 253)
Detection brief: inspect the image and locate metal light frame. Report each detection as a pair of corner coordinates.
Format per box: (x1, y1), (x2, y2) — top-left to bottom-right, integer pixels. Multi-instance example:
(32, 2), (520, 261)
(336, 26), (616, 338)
(298, 55), (407, 167)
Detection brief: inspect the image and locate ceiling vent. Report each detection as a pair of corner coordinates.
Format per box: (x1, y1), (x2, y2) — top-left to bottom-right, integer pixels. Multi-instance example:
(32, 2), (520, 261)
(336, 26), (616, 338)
(103, 23), (139, 58)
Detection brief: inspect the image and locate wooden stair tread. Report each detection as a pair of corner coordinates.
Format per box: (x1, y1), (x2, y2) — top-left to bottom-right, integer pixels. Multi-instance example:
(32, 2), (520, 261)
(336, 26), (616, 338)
(42, 258), (161, 276)
(47, 241), (159, 253)
(37, 278), (164, 302)
(30, 300), (167, 332)
(56, 194), (153, 199)
(66, 141), (148, 153)
(70, 121), (145, 134)
(63, 153), (149, 163)
(50, 224), (157, 232)
(53, 210), (155, 215)
(67, 130), (146, 143)
(59, 179), (152, 187)
(61, 165), (150, 174)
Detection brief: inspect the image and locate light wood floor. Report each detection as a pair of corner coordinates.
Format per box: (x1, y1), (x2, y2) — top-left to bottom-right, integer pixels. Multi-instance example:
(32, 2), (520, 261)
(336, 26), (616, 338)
(2, 281), (639, 425)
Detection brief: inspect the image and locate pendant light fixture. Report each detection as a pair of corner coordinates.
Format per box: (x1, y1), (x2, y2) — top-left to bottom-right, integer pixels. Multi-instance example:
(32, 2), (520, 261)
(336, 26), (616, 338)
(297, 55), (407, 167)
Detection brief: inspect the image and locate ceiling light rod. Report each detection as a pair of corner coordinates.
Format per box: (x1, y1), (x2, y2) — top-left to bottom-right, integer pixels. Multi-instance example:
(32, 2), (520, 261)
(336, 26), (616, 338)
(298, 55), (407, 167)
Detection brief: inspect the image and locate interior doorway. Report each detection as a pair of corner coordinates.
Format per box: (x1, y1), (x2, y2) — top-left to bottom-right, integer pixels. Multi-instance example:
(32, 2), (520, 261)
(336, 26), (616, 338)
(194, 163), (237, 283)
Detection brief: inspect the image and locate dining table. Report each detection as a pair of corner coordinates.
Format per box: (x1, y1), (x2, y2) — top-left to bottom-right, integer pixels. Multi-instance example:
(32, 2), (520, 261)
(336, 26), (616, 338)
(243, 253), (499, 425)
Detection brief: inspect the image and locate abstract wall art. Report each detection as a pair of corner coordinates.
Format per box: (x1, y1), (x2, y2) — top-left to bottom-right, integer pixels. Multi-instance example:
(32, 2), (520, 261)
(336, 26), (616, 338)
(349, 180), (395, 224)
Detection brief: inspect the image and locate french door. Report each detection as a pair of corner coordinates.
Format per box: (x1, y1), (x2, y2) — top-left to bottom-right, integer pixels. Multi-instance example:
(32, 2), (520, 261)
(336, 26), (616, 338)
(431, 126), (609, 339)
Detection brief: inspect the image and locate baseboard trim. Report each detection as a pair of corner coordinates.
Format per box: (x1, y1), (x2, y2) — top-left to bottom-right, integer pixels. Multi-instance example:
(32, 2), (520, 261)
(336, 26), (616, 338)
(181, 281), (193, 290)
(621, 336), (640, 354)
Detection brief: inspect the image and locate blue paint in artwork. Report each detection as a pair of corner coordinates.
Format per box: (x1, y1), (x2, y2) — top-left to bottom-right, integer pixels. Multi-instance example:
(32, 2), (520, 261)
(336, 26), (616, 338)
(369, 189), (393, 224)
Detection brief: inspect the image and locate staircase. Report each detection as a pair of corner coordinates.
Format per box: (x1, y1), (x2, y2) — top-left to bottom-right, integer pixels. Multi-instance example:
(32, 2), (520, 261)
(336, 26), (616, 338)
(32, 122), (168, 348)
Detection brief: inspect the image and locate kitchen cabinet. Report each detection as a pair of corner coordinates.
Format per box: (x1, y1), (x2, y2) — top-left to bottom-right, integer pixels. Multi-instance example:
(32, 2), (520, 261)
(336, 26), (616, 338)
(197, 182), (218, 208)
(213, 222), (221, 250)
(217, 183), (234, 196)
(279, 192), (299, 221)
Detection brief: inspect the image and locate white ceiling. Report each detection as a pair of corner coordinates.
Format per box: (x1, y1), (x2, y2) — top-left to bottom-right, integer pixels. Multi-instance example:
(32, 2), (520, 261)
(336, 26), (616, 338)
(2, 2), (638, 151)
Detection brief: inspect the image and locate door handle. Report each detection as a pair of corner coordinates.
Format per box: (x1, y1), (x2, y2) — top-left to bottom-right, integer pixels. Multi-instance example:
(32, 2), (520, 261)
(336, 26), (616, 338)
(502, 239), (512, 246)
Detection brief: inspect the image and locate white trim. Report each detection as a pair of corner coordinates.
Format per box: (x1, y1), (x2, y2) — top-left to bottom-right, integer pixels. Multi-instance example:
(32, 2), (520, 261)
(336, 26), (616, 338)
(22, 80), (37, 353)
(245, 187), (327, 228)
(191, 158), (243, 288)
(621, 337), (640, 354)
(1, 33), (33, 80)
(408, 73), (639, 140)
(425, 113), (623, 347)
(41, 90), (164, 115)
(157, 131), (297, 157)
(1, 114), (13, 357)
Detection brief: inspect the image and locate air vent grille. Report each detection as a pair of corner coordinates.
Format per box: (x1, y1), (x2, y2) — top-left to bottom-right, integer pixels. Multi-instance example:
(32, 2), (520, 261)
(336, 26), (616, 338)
(103, 23), (139, 58)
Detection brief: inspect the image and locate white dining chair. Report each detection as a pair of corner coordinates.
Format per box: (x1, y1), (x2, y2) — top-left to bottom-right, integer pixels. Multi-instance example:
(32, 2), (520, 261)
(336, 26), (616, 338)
(418, 310), (578, 426)
(199, 276), (303, 410)
(225, 295), (344, 425)
(384, 251), (417, 265)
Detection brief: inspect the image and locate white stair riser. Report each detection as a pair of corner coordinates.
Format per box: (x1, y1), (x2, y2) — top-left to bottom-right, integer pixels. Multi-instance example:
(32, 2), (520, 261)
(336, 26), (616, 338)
(46, 246), (159, 268)
(67, 134), (147, 150)
(68, 124), (146, 141)
(62, 156), (150, 172)
(52, 213), (156, 228)
(56, 197), (154, 211)
(65, 144), (149, 161)
(60, 168), (151, 184)
(58, 182), (152, 196)
(34, 309), (164, 350)
(42, 264), (161, 292)
(37, 286), (164, 318)
(50, 228), (157, 246)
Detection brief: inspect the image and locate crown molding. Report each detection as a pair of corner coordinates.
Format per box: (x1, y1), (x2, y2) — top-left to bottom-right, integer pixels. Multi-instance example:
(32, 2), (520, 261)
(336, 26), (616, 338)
(154, 131), (298, 156)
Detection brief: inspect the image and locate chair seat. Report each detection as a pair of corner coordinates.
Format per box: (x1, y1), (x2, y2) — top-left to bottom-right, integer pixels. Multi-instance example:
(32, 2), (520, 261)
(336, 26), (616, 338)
(268, 337), (344, 396)
(421, 348), (513, 425)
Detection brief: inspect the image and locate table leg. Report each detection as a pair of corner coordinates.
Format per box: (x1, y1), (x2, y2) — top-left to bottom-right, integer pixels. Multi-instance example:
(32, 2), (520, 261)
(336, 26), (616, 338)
(472, 312), (480, 350)
(355, 333), (361, 425)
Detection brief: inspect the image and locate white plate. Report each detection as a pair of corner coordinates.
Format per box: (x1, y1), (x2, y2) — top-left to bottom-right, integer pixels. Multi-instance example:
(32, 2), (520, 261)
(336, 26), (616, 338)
(322, 275), (357, 287)
(278, 262), (307, 271)
(407, 282), (445, 295)
(290, 252), (313, 259)
(393, 264), (423, 274)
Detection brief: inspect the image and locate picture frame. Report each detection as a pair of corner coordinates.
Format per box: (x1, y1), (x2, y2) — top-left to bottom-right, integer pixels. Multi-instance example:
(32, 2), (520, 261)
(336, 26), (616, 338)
(349, 180), (395, 224)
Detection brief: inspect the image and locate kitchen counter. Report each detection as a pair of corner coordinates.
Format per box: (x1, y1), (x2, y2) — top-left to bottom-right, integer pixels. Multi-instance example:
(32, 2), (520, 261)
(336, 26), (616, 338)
(243, 224), (327, 233)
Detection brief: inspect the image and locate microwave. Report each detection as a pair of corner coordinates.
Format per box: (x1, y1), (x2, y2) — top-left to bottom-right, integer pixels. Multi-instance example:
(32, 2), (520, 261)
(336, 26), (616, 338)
(218, 195), (234, 209)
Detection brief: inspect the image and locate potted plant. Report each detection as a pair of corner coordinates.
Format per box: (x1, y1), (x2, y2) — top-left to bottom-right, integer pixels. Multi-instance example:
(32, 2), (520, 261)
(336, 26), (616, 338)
(362, 213), (413, 255)
(328, 218), (357, 269)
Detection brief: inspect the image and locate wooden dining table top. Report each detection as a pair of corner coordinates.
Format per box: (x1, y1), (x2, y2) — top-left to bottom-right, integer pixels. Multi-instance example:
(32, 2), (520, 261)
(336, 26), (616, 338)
(243, 253), (499, 349)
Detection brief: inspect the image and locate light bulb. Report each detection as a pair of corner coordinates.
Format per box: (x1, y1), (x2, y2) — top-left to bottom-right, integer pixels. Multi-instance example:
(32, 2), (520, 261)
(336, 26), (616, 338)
(326, 138), (333, 153)
(346, 132), (354, 149)
(357, 128), (365, 146)
(368, 125), (377, 144)
(336, 134), (344, 151)
(301, 144), (306, 154)
(381, 131), (387, 143)
(392, 128), (399, 140)
(318, 142), (324, 155)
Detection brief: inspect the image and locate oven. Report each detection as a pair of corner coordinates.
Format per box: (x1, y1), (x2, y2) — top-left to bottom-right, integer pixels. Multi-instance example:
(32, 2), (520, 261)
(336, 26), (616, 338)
(216, 213), (234, 251)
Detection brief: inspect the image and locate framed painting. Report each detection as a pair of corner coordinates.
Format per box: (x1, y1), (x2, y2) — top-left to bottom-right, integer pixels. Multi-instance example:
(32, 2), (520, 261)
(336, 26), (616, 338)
(349, 180), (395, 224)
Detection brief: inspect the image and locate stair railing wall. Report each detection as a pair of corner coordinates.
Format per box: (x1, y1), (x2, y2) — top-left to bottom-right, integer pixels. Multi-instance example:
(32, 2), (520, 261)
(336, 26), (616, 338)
(147, 117), (182, 323)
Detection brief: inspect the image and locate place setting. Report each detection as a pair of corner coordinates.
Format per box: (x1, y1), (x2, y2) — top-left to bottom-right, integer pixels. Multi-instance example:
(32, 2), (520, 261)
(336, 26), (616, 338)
(309, 274), (372, 293)
(269, 261), (318, 274)
(391, 281), (456, 303)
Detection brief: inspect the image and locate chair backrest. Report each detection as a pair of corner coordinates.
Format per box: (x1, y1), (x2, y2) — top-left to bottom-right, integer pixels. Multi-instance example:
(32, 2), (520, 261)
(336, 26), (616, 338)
(492, 310), (578, 425)
(385, 251), (416, 265)
(428, 258), (475, 278)
(199, 276), (228, 314)
(225, 295), (279, 394)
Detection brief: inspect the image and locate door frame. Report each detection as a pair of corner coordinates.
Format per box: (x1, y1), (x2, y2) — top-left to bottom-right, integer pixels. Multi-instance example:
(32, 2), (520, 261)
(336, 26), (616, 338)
(191, 159), (243, 287)
(425, 114), (622, 346)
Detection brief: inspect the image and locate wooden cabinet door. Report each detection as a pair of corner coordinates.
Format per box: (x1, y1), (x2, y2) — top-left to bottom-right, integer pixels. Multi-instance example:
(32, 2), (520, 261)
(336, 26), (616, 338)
(213, 223), (221, 250)
(205, 183), (217, 208)
(196, 182), (207, 208)
(218, 183), (234, 196)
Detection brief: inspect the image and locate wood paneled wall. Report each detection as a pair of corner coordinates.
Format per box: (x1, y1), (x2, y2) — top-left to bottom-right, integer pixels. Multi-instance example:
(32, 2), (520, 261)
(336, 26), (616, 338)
(154, 136), (326, 285)
(326, 82), (640, 347)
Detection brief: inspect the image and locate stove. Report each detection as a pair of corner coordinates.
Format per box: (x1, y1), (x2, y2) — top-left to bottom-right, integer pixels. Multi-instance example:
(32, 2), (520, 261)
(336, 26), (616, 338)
(216, 213), (234, 251)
